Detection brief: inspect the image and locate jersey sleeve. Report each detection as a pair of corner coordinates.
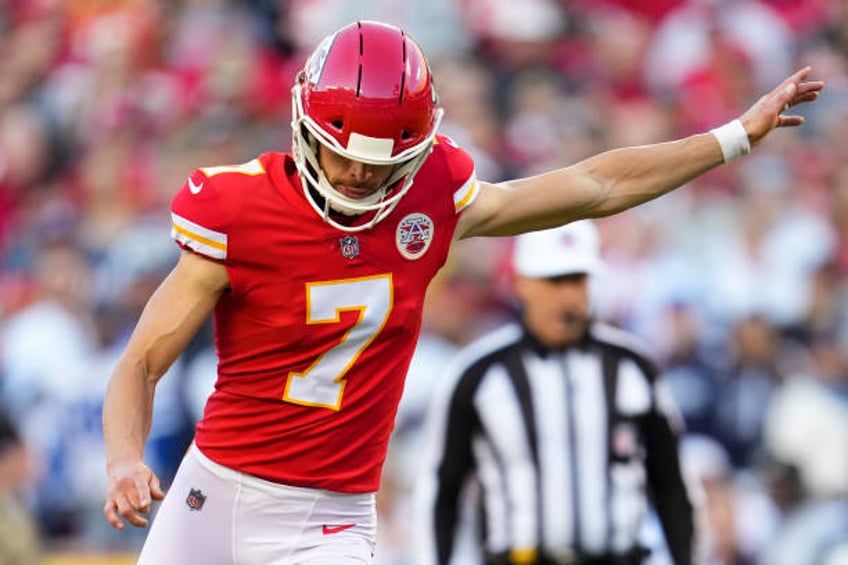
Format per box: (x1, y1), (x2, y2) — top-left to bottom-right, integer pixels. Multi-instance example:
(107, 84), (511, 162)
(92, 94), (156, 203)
(170, 168), (231, 261)
(435, 135), (479, 215)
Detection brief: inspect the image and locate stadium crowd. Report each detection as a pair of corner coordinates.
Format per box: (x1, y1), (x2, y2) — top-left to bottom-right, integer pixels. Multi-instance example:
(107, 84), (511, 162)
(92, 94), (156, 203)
(0, 0), (846, 563)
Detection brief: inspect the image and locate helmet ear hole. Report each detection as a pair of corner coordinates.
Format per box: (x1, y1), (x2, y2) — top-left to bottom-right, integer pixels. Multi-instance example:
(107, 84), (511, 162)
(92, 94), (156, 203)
(330, 120), (344, 131)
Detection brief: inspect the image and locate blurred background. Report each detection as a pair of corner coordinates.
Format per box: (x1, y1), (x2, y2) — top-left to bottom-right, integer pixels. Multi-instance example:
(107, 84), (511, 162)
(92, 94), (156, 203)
(0, 0), (846, 563)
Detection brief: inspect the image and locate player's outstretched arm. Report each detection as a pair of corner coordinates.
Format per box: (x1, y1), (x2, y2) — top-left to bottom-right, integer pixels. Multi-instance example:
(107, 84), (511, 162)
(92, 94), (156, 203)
(102, 250), (229, 530)
(457, 67), (824, 239)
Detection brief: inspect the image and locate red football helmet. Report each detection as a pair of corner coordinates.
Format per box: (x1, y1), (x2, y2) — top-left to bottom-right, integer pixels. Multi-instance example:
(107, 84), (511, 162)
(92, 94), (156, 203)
(291, 20), (443, 231)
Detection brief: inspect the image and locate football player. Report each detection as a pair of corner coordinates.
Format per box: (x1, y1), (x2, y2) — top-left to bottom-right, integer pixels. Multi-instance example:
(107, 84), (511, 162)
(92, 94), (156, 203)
(102, 20), (822, 565)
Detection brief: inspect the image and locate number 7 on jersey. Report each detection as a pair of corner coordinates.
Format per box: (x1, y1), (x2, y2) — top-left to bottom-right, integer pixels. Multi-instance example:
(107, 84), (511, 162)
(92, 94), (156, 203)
(283, 275), (393, 410)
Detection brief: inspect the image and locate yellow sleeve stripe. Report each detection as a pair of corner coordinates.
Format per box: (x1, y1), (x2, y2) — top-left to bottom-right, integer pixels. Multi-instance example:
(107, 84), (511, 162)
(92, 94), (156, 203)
(453, 172), (478, 214)
(171, 213), (228, 260)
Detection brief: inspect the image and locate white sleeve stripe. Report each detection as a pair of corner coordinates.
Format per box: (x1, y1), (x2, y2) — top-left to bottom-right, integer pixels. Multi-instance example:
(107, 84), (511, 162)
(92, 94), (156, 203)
(171, 213), (228, 259)
(172, 213), (227, 244)
(171, 229), (227, 260)
(453, 172), (479, 213)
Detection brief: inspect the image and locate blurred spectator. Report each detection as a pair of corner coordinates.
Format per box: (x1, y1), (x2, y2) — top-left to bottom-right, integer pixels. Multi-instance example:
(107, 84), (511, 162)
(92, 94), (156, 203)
(680, 435), (749, 565)
(0, 407), (43, 564)
(431, 56), (506, 182)
(712, 314), (786, 469)
(764, 330), (848, 500)
(697, 152), (837, 329)
(655, 302), (721, 436)
(0, 104), (58, 250)
(643, 0), (794, 99)
(761, 498), (848, 565)
(0, 234), (188, 550)
(460, 0), (567, 71)
(0, 241), (99, 538)
(284, 0), (472, 59)
(573, 6), (656, 103)
(501, 68), (602, 175)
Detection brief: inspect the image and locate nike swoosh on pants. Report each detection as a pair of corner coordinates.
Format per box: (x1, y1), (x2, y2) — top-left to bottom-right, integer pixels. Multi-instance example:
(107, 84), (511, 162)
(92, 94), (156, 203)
(322, 524), (356, 535)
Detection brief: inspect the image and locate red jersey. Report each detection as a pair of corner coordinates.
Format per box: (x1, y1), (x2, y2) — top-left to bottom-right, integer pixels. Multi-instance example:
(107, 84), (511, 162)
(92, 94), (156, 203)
(170, 136), (478, 492)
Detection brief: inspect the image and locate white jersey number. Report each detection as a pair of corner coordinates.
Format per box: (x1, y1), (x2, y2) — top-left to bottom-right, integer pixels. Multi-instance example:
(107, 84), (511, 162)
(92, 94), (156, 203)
(283, 275), (393, 410)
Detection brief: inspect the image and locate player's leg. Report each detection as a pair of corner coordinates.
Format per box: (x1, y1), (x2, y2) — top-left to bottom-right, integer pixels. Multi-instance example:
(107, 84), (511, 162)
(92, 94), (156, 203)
(137, 445), (236, 565)
(292, 490), (377, 564)
(140, 444), (377, 564)
(233, 476), (377, 564)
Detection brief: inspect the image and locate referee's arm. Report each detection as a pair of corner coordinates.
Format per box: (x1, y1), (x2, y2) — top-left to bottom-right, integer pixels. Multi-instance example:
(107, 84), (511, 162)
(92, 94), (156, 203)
(644, 381), (695, 565)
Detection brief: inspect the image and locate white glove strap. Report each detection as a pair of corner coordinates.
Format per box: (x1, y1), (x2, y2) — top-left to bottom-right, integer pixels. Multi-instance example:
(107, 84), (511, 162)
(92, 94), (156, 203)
(710, 119), (751, 163)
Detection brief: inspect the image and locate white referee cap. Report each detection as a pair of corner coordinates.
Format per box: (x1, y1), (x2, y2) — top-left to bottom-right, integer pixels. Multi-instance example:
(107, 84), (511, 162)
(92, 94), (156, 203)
(512, 220), (602, 278)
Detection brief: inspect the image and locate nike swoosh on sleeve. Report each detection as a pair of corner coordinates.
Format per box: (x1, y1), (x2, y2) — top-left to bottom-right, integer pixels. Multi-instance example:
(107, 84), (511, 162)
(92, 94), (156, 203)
(188, 178), (204, 194)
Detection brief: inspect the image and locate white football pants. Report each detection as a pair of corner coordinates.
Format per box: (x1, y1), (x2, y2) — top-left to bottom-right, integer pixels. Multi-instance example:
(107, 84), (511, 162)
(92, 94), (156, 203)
(137, 445), (377, 564)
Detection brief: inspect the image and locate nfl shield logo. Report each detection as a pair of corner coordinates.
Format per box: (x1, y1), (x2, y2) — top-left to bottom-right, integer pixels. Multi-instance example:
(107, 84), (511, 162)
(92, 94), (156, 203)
(186, 488), (206, 511)
(339, 235), (360, 259)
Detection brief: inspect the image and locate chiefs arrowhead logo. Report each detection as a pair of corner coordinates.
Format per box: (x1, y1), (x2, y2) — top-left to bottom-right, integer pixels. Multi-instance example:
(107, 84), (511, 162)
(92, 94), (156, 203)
(396, 213), (434, 260)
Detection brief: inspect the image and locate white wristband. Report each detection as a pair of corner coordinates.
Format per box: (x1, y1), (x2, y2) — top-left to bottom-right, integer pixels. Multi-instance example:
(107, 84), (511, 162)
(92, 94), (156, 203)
(710, 119), (751, 163)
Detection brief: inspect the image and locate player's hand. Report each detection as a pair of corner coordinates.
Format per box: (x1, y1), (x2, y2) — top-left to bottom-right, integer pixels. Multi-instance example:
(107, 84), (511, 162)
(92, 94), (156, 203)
(103, 458), (165, 530)
(741, 66), (824, 147)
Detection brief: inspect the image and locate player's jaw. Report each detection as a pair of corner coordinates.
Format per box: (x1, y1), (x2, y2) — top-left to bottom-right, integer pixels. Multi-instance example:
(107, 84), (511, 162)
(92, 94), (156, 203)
(318, 146), (394, 200)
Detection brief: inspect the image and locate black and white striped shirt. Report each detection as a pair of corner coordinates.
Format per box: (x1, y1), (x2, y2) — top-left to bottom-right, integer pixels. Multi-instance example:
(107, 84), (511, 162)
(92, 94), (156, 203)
(414, 322), (693, 565)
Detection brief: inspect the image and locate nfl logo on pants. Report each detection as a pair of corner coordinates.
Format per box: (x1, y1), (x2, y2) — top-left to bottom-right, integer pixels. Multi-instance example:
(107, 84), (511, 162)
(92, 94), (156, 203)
(186, 488), (206, 511)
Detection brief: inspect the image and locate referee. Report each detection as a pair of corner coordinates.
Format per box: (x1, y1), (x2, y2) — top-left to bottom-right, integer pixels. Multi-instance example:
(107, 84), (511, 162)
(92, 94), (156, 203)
(414, 220), (694, 565)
